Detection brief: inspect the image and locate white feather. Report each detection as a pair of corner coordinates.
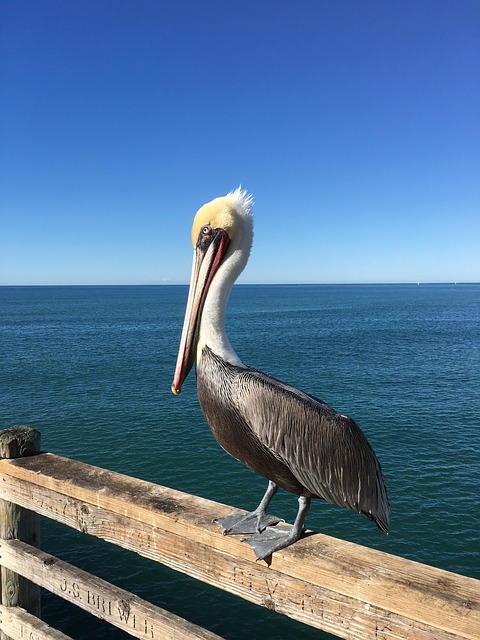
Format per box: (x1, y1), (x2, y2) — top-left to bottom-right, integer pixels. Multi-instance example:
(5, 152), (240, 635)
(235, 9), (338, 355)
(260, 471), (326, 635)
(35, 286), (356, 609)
(199, 188), (254, 367)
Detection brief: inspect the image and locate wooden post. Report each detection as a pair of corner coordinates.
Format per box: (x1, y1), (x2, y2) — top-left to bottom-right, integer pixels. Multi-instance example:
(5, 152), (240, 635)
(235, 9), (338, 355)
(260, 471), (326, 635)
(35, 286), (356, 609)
(0, 427), (41, 640)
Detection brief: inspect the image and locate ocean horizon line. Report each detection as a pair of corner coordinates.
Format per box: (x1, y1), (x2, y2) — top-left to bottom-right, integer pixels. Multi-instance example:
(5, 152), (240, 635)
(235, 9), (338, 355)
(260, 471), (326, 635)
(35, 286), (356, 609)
(1, 281), (479, 288)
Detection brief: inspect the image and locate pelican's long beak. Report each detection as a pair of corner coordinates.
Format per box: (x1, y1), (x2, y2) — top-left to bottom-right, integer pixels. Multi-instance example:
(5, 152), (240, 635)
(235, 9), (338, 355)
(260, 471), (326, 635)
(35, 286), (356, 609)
(172, 228), (230, 395)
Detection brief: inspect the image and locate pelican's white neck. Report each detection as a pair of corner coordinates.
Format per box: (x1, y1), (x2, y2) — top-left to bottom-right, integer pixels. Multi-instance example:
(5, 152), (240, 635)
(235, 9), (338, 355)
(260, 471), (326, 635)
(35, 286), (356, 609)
(197, 189), (253, 367)
(198, 265), (243, 367)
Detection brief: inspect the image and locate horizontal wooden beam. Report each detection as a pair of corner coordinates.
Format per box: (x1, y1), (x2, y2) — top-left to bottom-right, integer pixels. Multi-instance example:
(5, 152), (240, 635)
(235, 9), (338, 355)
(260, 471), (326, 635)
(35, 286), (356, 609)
(0, 605), (73, 640)
(0, 540), (223, 640)
(0, 453), (478, 640)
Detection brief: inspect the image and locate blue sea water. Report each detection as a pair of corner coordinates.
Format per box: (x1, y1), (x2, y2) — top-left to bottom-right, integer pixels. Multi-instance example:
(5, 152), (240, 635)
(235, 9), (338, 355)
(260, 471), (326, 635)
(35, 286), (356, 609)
(0, 283), (479, 639)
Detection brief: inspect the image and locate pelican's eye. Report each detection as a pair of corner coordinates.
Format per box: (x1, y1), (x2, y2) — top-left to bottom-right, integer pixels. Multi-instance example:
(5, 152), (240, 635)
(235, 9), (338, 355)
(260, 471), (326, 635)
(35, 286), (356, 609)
(197, 224), (214, 251)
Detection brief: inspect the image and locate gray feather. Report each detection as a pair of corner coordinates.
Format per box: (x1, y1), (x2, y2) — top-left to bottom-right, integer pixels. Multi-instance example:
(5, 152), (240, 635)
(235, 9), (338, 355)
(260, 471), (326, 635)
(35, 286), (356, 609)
(197, 346), (390, 532)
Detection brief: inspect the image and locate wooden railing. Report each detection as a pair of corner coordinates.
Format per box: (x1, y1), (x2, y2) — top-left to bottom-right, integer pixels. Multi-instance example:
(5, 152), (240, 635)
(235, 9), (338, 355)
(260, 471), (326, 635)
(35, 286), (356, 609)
(0, 426), (478, 640)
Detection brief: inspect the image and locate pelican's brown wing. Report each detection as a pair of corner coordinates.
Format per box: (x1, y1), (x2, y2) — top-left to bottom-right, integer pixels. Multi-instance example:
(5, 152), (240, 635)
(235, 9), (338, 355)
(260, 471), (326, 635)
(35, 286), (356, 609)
(233, 367), (391, 532)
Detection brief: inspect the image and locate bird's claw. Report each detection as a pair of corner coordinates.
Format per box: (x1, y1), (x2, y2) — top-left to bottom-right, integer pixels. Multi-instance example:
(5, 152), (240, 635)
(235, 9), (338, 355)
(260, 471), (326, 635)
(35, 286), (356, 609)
(214, 511), (282, 535)
(242, 525), (304, 561)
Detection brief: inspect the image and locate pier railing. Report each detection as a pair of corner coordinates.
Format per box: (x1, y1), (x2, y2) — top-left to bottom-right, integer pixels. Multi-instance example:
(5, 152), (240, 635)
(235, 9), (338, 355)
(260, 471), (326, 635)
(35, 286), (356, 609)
(0, 426), (478, 640)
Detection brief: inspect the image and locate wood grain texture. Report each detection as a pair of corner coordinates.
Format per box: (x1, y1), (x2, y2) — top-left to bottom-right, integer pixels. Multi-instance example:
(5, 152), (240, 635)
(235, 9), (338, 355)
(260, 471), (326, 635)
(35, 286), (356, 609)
(0, 605), (73, 640)
(0, 540), (223, 640)
(0, 428), (40, 461)
(0, 428), (41, 640)
(0, 452), (478, 640)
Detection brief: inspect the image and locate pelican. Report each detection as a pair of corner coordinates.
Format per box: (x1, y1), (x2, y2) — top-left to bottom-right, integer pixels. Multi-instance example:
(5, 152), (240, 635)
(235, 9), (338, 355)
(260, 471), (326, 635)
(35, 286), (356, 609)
(172, 189), (390, 560)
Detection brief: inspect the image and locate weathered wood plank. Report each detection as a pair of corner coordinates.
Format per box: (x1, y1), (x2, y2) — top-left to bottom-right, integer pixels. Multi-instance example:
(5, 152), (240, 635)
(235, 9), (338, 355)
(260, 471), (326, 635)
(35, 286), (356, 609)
(0, 540), (224, 640)
(0, 453), (478, 640)
(0, 605), (73, 640)
(0, 428), (41, 640)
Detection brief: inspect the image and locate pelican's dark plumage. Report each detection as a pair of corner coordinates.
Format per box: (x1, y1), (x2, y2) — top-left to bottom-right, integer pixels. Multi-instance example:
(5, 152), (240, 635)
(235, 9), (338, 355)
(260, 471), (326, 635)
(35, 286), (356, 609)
(172, 189), (390, 560)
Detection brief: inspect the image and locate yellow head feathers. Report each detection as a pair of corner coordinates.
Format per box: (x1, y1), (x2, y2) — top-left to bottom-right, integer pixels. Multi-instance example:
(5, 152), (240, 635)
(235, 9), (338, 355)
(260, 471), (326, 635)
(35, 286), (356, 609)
(191, 188), (253, 247)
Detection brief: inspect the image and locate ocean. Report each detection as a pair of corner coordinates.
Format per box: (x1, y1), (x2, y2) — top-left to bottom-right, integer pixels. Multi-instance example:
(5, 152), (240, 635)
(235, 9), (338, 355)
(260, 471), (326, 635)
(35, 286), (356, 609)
(1, 284), (479, 639)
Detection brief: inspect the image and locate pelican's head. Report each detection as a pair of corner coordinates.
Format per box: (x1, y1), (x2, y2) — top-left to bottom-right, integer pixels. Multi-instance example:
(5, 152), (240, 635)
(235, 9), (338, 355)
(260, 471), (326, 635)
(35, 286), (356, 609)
(172, 188), (253, 395)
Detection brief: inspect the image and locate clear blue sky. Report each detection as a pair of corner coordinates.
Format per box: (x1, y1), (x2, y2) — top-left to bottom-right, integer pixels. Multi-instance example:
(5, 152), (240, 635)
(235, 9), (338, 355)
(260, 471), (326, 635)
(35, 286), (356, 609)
(1, 1), (479, 285)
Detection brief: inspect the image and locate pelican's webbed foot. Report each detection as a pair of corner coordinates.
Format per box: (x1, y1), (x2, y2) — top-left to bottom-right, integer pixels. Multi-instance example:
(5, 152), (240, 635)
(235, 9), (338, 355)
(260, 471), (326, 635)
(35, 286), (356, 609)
(242, 524), (303, 561)
(214, 480), (281, 535)
(215, 510), (282, 535)
(243, 495), (311, 561)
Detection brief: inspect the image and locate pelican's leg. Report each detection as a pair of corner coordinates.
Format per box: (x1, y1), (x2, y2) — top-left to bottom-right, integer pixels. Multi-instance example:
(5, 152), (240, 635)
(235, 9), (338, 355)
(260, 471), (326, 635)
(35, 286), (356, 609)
(243, 495), (311, 561)
(214, 481), (282, 535)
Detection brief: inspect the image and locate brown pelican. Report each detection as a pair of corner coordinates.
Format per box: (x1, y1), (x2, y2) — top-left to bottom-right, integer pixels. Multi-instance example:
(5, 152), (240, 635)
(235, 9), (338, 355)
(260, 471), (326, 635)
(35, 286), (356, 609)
(172, 189), (390, 560)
